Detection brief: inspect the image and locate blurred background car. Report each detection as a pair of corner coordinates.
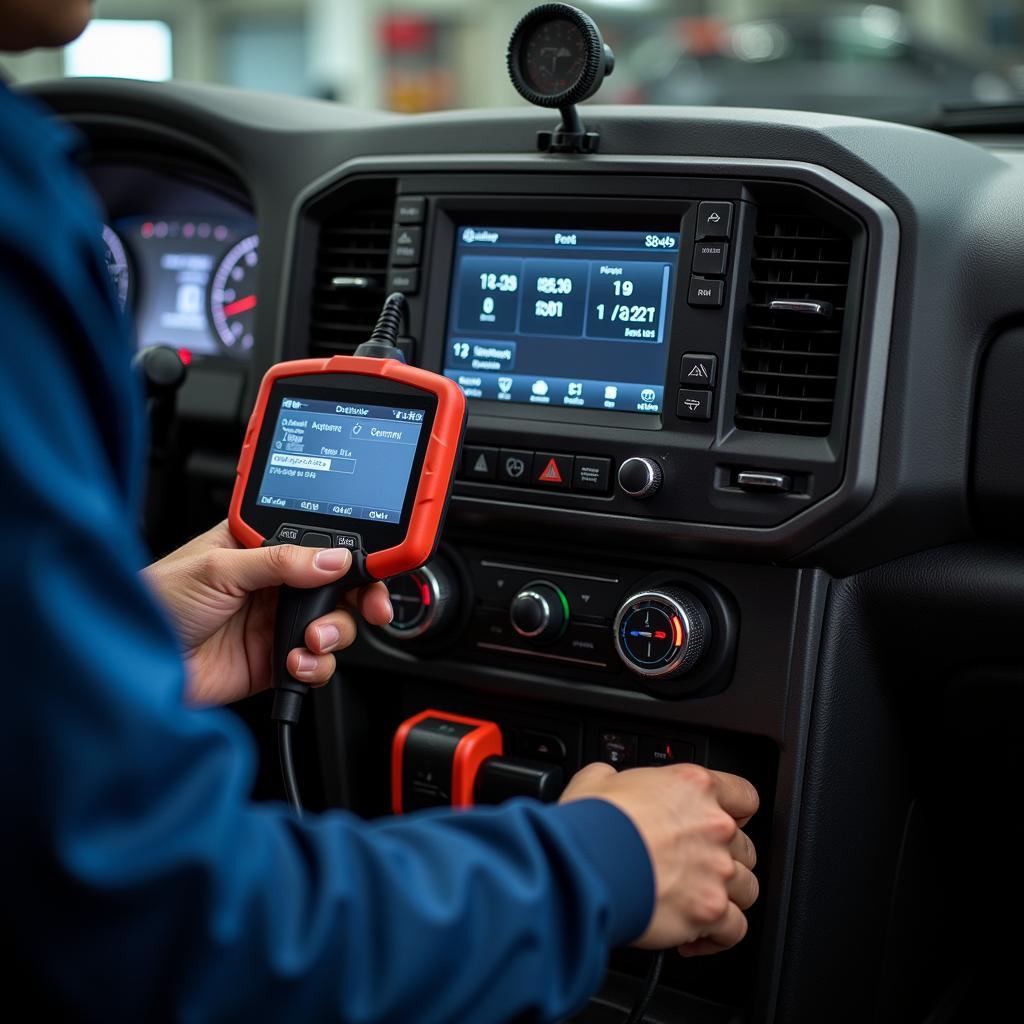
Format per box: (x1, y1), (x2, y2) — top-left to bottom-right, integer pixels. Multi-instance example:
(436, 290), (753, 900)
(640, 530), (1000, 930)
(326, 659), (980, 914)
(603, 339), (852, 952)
(610, 5), (1019, 116)
(613, 5), (1023, 117)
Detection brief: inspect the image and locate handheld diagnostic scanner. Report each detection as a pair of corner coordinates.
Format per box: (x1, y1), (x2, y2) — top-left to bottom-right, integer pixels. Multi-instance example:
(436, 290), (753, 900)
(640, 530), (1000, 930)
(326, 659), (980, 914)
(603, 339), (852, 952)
(228, 294), (466, 808)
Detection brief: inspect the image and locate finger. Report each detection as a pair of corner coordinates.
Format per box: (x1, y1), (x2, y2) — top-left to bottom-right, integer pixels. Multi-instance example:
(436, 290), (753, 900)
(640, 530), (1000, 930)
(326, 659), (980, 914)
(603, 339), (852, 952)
(285, 647), (336, 687)
(678, 903), (749, 957)
(559, 761), (616, 803)
(574, 761), (617, 783)
(709, 771), (760, 826)
(305, 609), (359, 654)
(341, 582), (393, 626)
(729, 829), (757, 871)
(211, 543), (354, 595)
(726, 863), (759, 911)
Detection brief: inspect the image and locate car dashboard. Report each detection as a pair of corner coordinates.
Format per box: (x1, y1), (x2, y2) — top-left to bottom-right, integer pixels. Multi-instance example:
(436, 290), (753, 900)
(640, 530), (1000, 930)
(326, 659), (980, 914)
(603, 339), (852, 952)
(27, 78), (1024, 1024)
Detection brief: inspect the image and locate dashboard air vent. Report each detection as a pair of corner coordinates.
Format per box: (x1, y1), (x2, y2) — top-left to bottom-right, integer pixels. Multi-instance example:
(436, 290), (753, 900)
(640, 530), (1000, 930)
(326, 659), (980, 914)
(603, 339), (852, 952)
(735, 209), (853, 437)
(310, 180), (396, 356)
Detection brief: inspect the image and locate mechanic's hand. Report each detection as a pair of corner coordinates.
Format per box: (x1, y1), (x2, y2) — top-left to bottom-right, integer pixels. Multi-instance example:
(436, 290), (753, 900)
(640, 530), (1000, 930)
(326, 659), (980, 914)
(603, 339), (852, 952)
(142, 520), (393, 705)
(560, 762), (759, 956)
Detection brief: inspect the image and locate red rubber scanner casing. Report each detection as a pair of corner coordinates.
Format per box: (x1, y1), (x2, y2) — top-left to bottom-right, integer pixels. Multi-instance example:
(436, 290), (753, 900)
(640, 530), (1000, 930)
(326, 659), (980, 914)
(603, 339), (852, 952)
(391, 710), (504, 813)
(228, 356), (466, 580)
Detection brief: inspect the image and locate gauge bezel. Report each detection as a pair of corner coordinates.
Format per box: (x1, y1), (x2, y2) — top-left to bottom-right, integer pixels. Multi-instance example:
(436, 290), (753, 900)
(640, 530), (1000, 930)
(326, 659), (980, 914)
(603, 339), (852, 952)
(613, 590), (698, 679)
(507, 3), (607, 109)
(382, 565), (445, 640)
(101, 223), (133, 314)
(209, 232), (259, 354)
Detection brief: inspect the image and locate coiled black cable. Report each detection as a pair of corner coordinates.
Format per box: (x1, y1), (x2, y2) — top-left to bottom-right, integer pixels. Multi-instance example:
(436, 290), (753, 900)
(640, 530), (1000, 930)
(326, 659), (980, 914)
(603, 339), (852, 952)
(361, 292), (406, 350)
(624, 951), (664, 1024)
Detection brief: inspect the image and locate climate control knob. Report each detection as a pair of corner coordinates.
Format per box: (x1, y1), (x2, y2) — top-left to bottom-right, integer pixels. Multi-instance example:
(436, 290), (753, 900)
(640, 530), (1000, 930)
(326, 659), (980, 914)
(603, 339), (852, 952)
(617, 457), (662, 499)
(381, 561), (456, 641)
(613, 588), (710, 678)
(510, 581), (568, 643)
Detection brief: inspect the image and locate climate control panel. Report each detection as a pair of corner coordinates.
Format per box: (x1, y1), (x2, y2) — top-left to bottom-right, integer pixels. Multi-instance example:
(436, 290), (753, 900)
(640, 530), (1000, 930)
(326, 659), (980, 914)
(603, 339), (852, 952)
(373, 548), (737, 699)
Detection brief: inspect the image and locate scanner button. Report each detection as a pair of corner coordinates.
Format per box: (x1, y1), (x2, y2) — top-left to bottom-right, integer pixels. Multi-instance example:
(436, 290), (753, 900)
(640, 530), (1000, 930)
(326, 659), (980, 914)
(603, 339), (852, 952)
(274, 525), (302, 544)
(332, 533), (361, 549)
(300, 532), (333, 548)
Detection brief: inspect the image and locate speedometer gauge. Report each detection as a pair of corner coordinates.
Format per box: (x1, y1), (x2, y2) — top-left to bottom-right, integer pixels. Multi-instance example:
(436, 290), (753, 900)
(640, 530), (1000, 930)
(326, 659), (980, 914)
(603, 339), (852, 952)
(210, 234), (259, 353)
(101, 224), (131, 312)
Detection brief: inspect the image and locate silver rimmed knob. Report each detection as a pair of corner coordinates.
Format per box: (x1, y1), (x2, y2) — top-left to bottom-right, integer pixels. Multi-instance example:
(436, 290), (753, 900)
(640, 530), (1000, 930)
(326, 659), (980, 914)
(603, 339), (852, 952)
(381, 562), (455, 641)
(617, 457), (662, 499)
(510, 581), (568, 643)
(613, 588), (710, 678)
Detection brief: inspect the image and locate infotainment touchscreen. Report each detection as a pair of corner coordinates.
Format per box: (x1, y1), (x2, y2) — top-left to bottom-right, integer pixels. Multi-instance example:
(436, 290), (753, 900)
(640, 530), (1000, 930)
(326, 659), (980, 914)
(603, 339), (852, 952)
(443, 225), (680, 415)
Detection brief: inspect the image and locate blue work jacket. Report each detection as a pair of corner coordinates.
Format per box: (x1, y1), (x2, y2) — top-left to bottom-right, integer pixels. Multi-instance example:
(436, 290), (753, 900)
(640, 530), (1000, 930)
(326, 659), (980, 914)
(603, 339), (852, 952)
(0, 83), (653, 1023)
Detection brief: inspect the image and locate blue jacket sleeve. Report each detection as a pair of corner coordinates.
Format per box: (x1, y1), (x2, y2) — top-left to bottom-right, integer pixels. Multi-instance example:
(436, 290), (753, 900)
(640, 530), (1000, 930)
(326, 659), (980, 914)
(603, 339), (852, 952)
(0, 87), (654, 1024)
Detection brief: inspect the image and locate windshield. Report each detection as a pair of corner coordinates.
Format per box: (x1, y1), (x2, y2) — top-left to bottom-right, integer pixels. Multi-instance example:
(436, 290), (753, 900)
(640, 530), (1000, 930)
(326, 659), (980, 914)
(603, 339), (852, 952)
(3, 1), (1024, 119)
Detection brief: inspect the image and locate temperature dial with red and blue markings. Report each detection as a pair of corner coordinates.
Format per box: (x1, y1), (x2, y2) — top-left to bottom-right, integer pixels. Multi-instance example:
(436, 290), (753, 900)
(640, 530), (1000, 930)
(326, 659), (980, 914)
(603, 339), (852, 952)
(613, 589), (710, 679)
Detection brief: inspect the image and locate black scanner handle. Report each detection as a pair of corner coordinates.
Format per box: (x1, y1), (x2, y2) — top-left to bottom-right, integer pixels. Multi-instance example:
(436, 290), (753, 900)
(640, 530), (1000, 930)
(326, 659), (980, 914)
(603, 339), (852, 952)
(267, 544), (374, 724)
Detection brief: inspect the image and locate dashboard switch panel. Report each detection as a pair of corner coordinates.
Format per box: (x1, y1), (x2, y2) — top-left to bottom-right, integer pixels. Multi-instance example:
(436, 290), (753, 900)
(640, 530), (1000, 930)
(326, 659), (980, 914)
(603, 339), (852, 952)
(680, 353), (718, 387)
(692, 240), (729, 276)
(676, 388), (713, 421)
(687, 276), (725, 307)
(572, 456), (612, 493)
(599, 731), (638, 768)
(532, 452), (574, 490)
(463, 445), (499, 481)
(696, 201), (734, 238)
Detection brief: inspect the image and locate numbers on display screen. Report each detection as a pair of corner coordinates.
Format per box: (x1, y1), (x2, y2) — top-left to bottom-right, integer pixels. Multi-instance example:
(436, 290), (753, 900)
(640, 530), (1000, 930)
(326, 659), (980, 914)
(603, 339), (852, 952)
(536, 276), (573, 295)
(595, 303), (657, 323)
(534, 300), (564, 318)
(479, 272), (519, 292)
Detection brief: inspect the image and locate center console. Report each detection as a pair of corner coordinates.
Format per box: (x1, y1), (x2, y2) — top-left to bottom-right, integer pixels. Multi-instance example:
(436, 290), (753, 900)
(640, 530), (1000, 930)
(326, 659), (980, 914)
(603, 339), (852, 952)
(284, 156), (897, 1020)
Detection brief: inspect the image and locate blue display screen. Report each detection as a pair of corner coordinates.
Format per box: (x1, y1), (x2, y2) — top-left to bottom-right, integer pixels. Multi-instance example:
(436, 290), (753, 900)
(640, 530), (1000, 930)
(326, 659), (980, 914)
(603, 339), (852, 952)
(443, 226), (680, 415)
(255, 397), (424, 525)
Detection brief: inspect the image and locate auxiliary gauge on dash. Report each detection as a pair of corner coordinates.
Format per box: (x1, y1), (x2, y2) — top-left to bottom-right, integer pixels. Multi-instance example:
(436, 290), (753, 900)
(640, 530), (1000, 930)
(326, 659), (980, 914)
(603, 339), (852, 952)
(507, 4), (615, 154)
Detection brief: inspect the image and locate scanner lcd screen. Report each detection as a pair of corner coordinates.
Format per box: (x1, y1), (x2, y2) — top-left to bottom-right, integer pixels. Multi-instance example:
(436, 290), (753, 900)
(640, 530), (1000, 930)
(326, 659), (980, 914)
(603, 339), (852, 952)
(254, 396), (425, 526)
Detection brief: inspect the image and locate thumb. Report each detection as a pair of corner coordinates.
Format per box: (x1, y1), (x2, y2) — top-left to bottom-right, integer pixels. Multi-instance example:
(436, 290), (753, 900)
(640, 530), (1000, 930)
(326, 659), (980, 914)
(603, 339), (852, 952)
(210, 543), (354, 595)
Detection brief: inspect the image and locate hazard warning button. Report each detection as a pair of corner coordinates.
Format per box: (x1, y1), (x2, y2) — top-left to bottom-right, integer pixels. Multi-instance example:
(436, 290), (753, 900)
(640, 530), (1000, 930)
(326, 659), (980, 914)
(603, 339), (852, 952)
(531, 452), (574, 490)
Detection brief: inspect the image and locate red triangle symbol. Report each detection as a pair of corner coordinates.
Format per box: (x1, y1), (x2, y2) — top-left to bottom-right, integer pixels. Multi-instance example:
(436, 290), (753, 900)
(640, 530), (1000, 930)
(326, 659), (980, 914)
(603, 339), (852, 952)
(539, 458), (562, 483)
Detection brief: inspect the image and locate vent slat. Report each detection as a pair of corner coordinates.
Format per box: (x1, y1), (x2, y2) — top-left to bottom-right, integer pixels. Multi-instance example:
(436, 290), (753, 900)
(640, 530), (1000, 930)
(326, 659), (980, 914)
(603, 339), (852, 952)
(308, 181), (397, 358)
(735, 207), (853, 437)
(740, 370), (838, 383)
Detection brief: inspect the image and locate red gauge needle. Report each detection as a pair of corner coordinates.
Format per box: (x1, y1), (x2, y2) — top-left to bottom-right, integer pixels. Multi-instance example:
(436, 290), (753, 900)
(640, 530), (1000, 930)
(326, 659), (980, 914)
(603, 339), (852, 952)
(223, 294), (257, 316)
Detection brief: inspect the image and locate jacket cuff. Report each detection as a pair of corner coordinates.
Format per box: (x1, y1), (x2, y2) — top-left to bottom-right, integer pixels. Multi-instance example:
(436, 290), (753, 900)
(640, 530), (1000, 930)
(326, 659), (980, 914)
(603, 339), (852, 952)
(550, 798), (655, 946)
